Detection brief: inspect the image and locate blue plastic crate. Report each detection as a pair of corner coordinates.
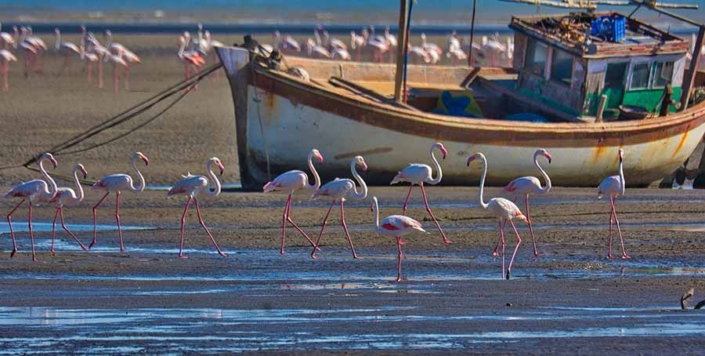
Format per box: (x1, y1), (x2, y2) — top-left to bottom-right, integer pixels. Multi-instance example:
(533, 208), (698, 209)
(591, 15), (626, 42)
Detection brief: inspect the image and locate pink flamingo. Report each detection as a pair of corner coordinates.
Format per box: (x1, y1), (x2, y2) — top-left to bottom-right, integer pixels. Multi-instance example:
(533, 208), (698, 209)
(53, 28), (80, 75)
(310, 156), (368, 259)
(90, 152), (149, 251)
(371, 196), (426, 282)
(45, 163), (90, 255)
(104, 50), (129, 94)
(467, 152), (528, 280)
(119, 49), (140, 91)
(263, 149), (324, 255)
(384, 26), (398, 63)
(177, 35), (205, 89)
(3, 153), (58, 261)
(350, 30), (366, 61)
(390, 142), (451, 244)
(407, 45), (430, 65)
(304, 38), (331, 59)
(499, 149), (552, 257)
(273, 30), (301, 55)
(167, 157), (228, 258)
(364, 29), (388, 63)
(0, 49), (17, 91)
(330, 48), (352, 61)
(597, 148), (628, 259)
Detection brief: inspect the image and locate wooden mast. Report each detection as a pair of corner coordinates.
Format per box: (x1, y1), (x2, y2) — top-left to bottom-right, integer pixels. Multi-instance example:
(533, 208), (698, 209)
(393, 0), (410, 103)
(682, 26), (705, 111)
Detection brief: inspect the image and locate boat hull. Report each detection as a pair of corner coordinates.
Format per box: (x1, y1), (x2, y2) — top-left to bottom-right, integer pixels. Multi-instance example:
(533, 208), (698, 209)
(217, 47), (705, 190)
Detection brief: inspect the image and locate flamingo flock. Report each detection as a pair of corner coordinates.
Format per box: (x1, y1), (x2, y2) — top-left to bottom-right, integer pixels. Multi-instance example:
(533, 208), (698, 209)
(3, 145), (633, 283)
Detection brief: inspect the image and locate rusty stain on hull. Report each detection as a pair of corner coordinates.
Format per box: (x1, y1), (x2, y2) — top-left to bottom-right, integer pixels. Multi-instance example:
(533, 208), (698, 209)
(334, 147), (394, 160)
(672, 131), (689, 158)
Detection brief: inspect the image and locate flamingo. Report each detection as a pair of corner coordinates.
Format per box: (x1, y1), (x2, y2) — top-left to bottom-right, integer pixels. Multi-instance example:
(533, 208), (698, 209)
(597, 148), (629, 259)
(118, 48), (140, 91)
(273, 30), (301, 55)
(263, 149), (324, 255)
(304, 38), (330, 59)
(390, 142), (451, 244)
(84, 34), (111, 87)
(177, 34), (205, 89)
(167, 157), (228, 259)
(500, 149), (552, 257)
(310, 156), (368, 259)
(420, 33), (443, 58)
(90, 152), (149, 251)
(24, 26), (47, 73)
(365, 30), (388, 63)
(323, 30), (347, 52)
(407, 45), (431, 65)
(350, 30), (366, 61)
(384, 26), (398, 63)
(3, 153), (58, 261)
(446, 47), (468, 66)
(467, 152), (528, 280)
(45, 163), (90, 255)
(53, 28), (80, 75)
(0, 49), (17, 91)
(104, 50), (129, 94)
(371, 196), (426, 282)
(482, 34), (506, 67)
(0, 22), (13, 47)
(331, 48), (352, 61)
(17, 27), (39, 77)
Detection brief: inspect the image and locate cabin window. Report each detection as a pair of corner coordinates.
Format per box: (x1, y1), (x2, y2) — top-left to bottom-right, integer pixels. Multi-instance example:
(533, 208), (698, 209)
(525, 40), (548, 77)
(550, 48), (573, 86)
(630, 63), (650, 89)
(652, 61), (674, 88)
(604, 62), (628, 88)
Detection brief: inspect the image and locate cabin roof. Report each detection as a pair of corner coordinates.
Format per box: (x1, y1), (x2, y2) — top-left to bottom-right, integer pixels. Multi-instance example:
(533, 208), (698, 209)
(509, 11), (690, 59)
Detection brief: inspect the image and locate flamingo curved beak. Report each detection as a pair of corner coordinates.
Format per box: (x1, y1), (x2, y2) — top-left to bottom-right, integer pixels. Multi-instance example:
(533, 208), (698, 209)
(466, 155), (476, 166)
(81, 168), (88, 179)
(546, 153), (553, 164)
(441, 147), (448, 160)
(362, 163), (368, 171)
(317, 154), (324, 163)
(218, 163), (225, 176)
(50, 157), (58, 169)
(141, 156), (149, 166)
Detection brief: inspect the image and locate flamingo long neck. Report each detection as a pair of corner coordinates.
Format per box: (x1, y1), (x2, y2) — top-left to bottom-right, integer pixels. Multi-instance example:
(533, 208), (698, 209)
(534, 152), (552, 194)
(39, 158), (58, 200)
(105, 32), (113, 48)
(428, 146), (443, 185)
(477, 155), (489, 210)
(128, 156), (146, 193)
(373, 197), (380, 232)
(305, 152), (322, 190)
(350, 160), (368, 200)
(54, 31), (60, 50)
(70, 167), (84, 204)
(178, 39), (186, 58)
(618, 156), (625, 196)
(205, 161), (222, 197)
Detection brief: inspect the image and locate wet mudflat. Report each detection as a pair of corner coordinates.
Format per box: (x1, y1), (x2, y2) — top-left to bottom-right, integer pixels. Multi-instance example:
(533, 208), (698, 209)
(1, 187), (705, 354)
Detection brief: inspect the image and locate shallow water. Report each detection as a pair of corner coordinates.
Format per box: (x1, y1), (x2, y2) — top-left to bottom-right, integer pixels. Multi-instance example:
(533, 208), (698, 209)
(0, 222), (151, 235)
(0, 305), (703, 353)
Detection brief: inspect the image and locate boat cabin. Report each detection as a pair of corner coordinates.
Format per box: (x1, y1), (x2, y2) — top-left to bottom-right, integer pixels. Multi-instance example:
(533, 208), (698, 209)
(509, 11), (690, 122)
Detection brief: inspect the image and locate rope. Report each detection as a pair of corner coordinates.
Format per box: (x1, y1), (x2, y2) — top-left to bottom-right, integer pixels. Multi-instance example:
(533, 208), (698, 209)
(16, 63), (222, 170)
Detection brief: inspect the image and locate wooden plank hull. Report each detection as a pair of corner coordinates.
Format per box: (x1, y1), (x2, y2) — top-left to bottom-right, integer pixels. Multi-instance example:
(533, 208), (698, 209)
(217, 47), (705, 190)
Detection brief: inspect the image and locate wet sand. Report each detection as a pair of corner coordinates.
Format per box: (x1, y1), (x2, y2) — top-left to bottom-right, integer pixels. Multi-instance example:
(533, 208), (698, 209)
(0, 35), (705, 354)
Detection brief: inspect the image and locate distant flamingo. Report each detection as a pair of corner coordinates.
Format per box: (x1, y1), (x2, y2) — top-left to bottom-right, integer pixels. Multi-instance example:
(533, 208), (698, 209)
(365, 30), (388, 63)
(597, 148), (628, 259)
(0, 49), (17, 91)
(79, 42), (99, 86)
(420, 33), (443, 58)
(53, 28), (80, 75)
(3, 153), (58, 261)
(499, 149), (552, 257)
(90, 152), (149, 251)
(17, 27), (39, 77)
(263, 149), (324, 255)
(371, 196), (426, 282)
(24, 26), (47, 74)
(390, 142), (451, 244)
(104, 50), (129, 94)
(273, 30), (301, 55)
(167, 157), (228, 258)
(45, 163), (90, 255)
(323, 30), (347, 52)
(304, 38), (330, 59)
(0, 22), (13, 47)
(331, 48), (352, 61)
(119, 48), (140, 91)
(177, 35), (205, 88)
(384, 26), (398, 63)
(467, 152), (528, 280)
(350, 30), (366, 61)
(84, 35), (111, 88)
(310, 156), (368, 259)
(407, 45), (430, 65)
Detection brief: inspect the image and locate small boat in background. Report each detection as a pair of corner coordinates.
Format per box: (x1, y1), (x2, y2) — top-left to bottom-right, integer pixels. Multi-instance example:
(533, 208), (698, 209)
(217, 1), (705, 190)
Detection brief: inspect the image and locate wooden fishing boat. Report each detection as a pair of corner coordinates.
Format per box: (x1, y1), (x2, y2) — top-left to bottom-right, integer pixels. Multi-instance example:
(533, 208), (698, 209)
(217, 1), (705, 190)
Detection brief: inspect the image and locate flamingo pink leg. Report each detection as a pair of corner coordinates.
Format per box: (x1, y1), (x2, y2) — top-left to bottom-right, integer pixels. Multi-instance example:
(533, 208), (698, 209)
(401, 185), (414, 216)
(498, 220), (506, 279)
(97, 61), (103, 88)
(178, 196), (192, 258)
(90, 191), (110, 249)
(611, 196), (630, 259)
(506, 219), (523, 280)
(396, 236), (404, 282)
(525, 195), (540, 256)
(607, 203), (614, 259)
(60, 208), (88, 251)
(311, 200), (336, 259)
(28, 201), (36, 262)
(51, 208), (60, 255)
(194, 197), (227, 257)
(115, 191), (125, 251)
(281, 193), (319, 255)
(6, 199), (25, 258)
(420, 184), (451, 244)
(340, 200), (361, 259)
(124, 65), (130, 91)
(2, 60), (8, 91)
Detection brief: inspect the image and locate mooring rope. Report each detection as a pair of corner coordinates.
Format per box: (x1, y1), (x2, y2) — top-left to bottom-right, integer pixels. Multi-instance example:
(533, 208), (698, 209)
(8, 63), (222, 173)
